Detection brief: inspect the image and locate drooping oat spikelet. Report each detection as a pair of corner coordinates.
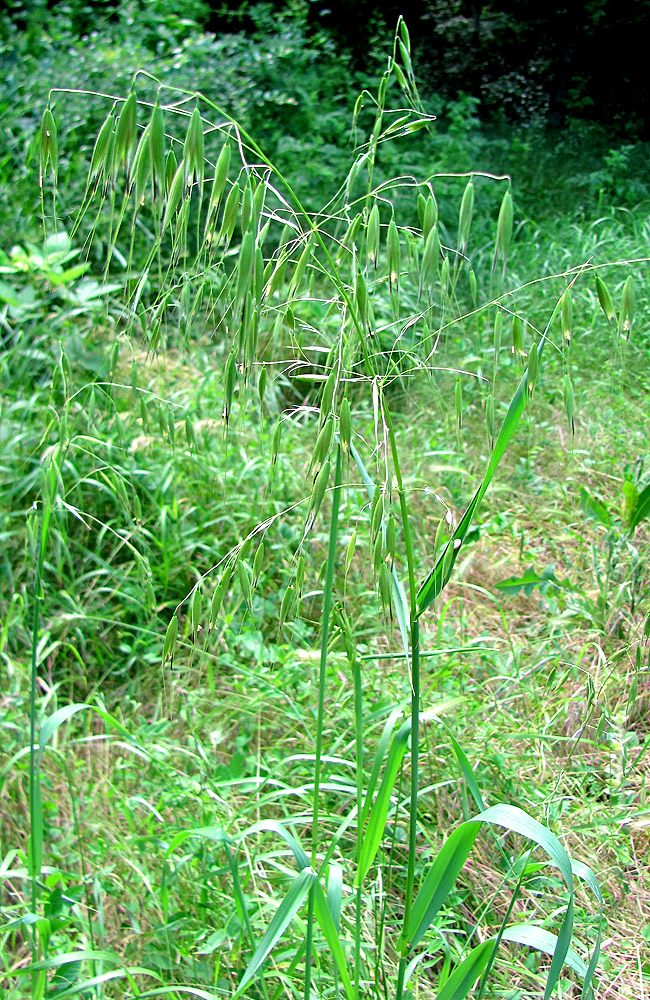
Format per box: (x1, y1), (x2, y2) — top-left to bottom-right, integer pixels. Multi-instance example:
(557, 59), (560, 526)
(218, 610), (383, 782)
(561, 289), (573, 345)
(595, 275), (615, 322)
(457, 178), (474, 256)
(619, 275), (635, 340)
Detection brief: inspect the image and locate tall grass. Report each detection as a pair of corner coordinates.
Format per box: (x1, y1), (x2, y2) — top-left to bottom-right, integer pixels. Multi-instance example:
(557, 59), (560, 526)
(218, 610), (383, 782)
(5, 16), (650, 1000)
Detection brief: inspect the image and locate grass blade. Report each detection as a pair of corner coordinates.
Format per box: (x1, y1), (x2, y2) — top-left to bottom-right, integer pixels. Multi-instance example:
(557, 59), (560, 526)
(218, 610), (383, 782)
(356, 718), (410, 886)
(437, 940), (494, 1000)
(407, 822), (481, 949)
(235, 867), (316, 996)
(313, 880), (354, 1000)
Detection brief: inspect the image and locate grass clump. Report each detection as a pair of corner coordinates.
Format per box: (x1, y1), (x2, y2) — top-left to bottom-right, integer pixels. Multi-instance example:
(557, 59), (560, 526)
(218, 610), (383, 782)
(1, 15), (649, 1000)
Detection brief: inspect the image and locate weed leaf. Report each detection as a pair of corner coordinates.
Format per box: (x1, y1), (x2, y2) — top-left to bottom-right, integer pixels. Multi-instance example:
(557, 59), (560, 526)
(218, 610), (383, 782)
(235, 868), (316, 995)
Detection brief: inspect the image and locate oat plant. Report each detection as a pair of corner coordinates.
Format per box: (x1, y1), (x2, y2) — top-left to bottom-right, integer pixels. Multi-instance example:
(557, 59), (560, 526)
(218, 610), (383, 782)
(21, 19), (608, 1000)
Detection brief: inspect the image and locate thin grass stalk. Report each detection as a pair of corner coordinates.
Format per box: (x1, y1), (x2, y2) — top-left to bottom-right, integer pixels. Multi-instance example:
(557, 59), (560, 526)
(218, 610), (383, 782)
(28, 476), (53, 995)
(305, 442), (343, 1000)
(353, 645), (363, 1000)
(383, 405), (420, 1000)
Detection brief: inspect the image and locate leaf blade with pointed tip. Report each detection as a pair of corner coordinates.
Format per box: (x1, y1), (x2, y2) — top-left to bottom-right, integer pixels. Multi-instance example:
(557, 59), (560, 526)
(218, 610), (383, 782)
(234, 868), (315, 996)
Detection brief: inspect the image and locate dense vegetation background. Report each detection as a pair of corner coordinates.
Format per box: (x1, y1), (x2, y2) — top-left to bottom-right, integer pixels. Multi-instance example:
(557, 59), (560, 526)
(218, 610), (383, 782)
(0, 2), (649, 999)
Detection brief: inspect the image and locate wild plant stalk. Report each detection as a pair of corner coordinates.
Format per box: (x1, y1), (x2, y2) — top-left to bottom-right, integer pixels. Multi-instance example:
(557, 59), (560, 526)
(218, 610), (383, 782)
(24, 21), (612, 1000)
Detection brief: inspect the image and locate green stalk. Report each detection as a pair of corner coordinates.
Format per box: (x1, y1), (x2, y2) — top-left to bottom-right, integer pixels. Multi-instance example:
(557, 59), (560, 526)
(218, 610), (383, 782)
(305, 442), (343, 1000)
(383, 404), (420, 1000)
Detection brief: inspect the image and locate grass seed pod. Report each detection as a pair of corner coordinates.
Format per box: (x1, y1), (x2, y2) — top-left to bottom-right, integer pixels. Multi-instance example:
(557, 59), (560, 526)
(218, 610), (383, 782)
(115, 91), (137, 173)
(253, 177), (266, 230)
(220, 181), (240, 246)
(236, 230), (255, 311)
(494, 310), (503, 366)
(241, 182), (253, 232)
(191, 587), (203, 638)
(279, 584), (294, 627)
(345, 530), (357, 576)
(512, 314), (523, 358)
(289, 236), (312, 297)
(378, 563), (392, 617)
(370, 487), (383, 540)
(340, 213), (362, 257)
(208, 142), (231, 214)
(224, 352), (237, 425)
(237, 560), (252, 606)
(495, 188), (513, 263)
(393, 60), (408, 91)
(423, 193), (438, 241)
(355, 267), (369, 326)
(440, 255), (450, 294)
(386, 514), (396, 566)
(162, 614), (178, 665)
(339, 397), (352, 452)
(209, 579), (224, 630)
(321, 366), (337, 417)
(421, 225), (440, 293)
(311, 414), (334, 473)
(310, 458), (331, 525)
(271, 420), (282, 464)
(258, 365), (267, 407)
(387, 218), (400, 291)
(367, 203), (380, 265)
(149, 103), (165, 197)
(469, 268), (477, 305)
(458, 178), (474, 254)
(131, 122), (151, 202)
(39, 108), (59, 182)
(417, 192), (427, 229)
(88, 111), (114, 185)
(595, 275), (615, 322)
(373, 531), (384, 574)
(184, 106), (204, 194)
(398, 39), (412, 78)
(162, 161), (185, 232)
(252, 541), (265, 585)
(619, 275), (635, 339)
(164, 148), (178, 193)
(561, 288), (573, 344)
(296, 553), (305, 595)
(185, 415), (196, 449)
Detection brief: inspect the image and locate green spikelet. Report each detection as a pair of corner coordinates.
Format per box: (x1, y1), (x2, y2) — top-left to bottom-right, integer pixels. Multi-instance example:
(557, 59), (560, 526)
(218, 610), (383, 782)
(561, 289), (573, 345)
(458, 178), (474, 255)
(595, 275), (615, 322)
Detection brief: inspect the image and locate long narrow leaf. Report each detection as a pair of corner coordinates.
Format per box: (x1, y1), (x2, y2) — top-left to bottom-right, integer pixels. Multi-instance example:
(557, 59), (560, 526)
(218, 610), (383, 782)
(501, 924), (587, 976)
(356, 719), (411, 885)
(235, 868), (315, 996)
(360, 705), (404, 829)
(416, 315), (555, 617)
(243, 819), (310, 871)
(437, 940), (495, 1000)
(38, 704), (90, 769)
(313, 880), (354, 1000)
(408, 822), (481, 948)
(630, 481), (650, 532)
